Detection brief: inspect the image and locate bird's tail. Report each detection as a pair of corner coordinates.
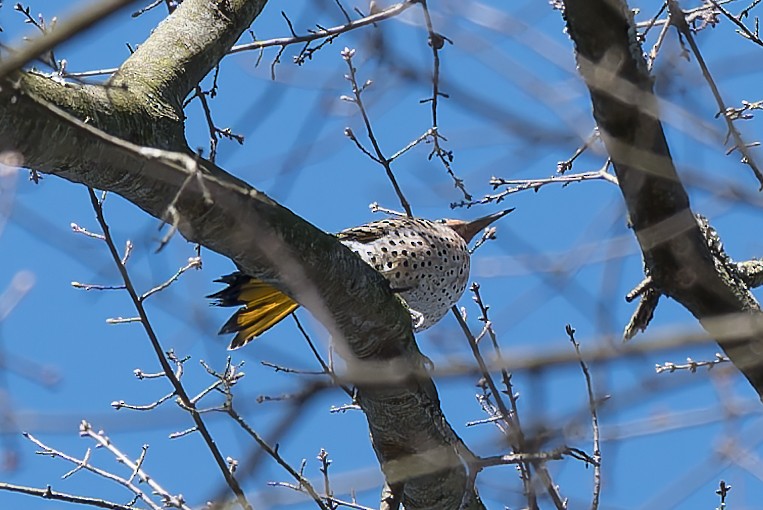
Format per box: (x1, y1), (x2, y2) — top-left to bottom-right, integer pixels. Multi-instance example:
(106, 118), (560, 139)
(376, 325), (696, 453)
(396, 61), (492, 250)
(208, 272), (299, 349)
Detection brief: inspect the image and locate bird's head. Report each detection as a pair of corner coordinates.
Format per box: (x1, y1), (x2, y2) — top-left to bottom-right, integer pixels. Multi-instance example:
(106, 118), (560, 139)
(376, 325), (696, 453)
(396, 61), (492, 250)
(443, 208), (515, 243)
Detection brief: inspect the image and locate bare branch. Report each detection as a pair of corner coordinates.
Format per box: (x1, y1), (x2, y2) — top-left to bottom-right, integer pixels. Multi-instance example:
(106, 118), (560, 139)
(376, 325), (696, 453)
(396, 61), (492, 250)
(669, 0), (763, 187)
(0, 482), (136, 510)
(563, 0), (763, 397)
(230, 2), (417, 55)
(341, 48), (413, 217)
(566, 325), (601, 510)
(85, 189), (252, 510)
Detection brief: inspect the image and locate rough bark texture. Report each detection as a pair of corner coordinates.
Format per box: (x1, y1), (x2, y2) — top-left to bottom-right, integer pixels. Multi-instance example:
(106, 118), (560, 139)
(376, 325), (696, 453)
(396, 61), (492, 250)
(563, 0), (763, 397)
(0, 0), (484, 507)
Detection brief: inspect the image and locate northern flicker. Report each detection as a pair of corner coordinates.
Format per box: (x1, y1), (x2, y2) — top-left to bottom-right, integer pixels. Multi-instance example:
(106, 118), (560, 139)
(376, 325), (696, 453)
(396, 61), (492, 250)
(209, 209), (513, 349)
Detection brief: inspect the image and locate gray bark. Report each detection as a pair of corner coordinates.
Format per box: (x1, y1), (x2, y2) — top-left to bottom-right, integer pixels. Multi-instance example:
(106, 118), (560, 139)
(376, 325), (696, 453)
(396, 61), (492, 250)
(563, 0), (763, 397)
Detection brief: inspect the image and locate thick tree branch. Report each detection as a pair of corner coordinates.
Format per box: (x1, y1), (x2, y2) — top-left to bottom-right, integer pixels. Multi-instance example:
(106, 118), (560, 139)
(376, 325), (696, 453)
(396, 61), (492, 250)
(110, 0), (267, 112)
(0, 0), (484, 507)
(563, 0), (763, 397)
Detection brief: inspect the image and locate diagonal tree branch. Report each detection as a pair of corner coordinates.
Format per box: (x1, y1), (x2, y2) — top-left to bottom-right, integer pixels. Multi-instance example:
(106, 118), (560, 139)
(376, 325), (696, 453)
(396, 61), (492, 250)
(109, 0), (267, 112)
(0, 0), (484, 507)
(562, 0), (763, 397)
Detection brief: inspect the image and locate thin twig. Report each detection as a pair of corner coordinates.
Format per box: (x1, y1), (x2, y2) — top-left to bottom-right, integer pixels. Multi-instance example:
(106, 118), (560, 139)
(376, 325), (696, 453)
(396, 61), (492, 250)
(62, 67), (118, 78)
(291, 314), (355, 397)
(156, 153), (212, 251)
(476, 447), (593, 469)
(317, 449), (333, 506)
(85, 188), (252, 510)
(112, 392), (174, 411)
(453, 163), (616, 209)
(13, 3), (59, 70)
(418, 1), (470, 201)
(669, 0), (763, 187)
(451, 306), (567, 509)
(708, 0), (763, 47)
(226, 405), (330, 510)
(566, 325), (601, 510)
(557, 130), (599, 173)
(0, 481), (136, 510)
(115, 353), (186, 411)
(71, 282), (126, 291)
(341, 48), (412, 217)
(269, 481), (375, 510)
(81, 423), (188, 509)
(132, 0), (163, 18)
(261, 361), (325, 375)
(655, 353), (730, 373)
(105, 316), (142, 324)
(25, 431), (165, 510)
(388, 127), (436, 162)
(230, 1), (416, 55)
(369, 202), (406, 217)
(0, 0), (139, 79)
(141, 257), (202, 300)
(468, 284), (534, 504)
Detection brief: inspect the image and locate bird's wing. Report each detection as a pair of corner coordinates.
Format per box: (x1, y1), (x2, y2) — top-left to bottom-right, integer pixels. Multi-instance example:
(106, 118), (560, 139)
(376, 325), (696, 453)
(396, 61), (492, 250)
(336, 220), (391, 244)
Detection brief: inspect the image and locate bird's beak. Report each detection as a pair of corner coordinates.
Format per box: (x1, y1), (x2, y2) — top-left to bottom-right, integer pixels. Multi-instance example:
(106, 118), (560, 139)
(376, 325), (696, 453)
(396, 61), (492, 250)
(447, 208), (515, 243)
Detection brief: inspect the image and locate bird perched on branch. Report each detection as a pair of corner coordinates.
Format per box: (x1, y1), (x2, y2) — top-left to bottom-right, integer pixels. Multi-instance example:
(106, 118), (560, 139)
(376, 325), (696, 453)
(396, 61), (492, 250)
(209, 209), (513, 349)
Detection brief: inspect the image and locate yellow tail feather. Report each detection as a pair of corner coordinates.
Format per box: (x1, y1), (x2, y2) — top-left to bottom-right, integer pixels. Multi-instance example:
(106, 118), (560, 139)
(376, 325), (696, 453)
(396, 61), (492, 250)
(210, 274), (299, 349)
(230, 295), (299, 349)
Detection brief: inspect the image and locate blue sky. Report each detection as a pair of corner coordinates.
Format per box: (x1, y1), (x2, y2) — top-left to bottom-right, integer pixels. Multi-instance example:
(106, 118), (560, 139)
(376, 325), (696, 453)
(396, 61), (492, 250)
(2, 0), (763, 508)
